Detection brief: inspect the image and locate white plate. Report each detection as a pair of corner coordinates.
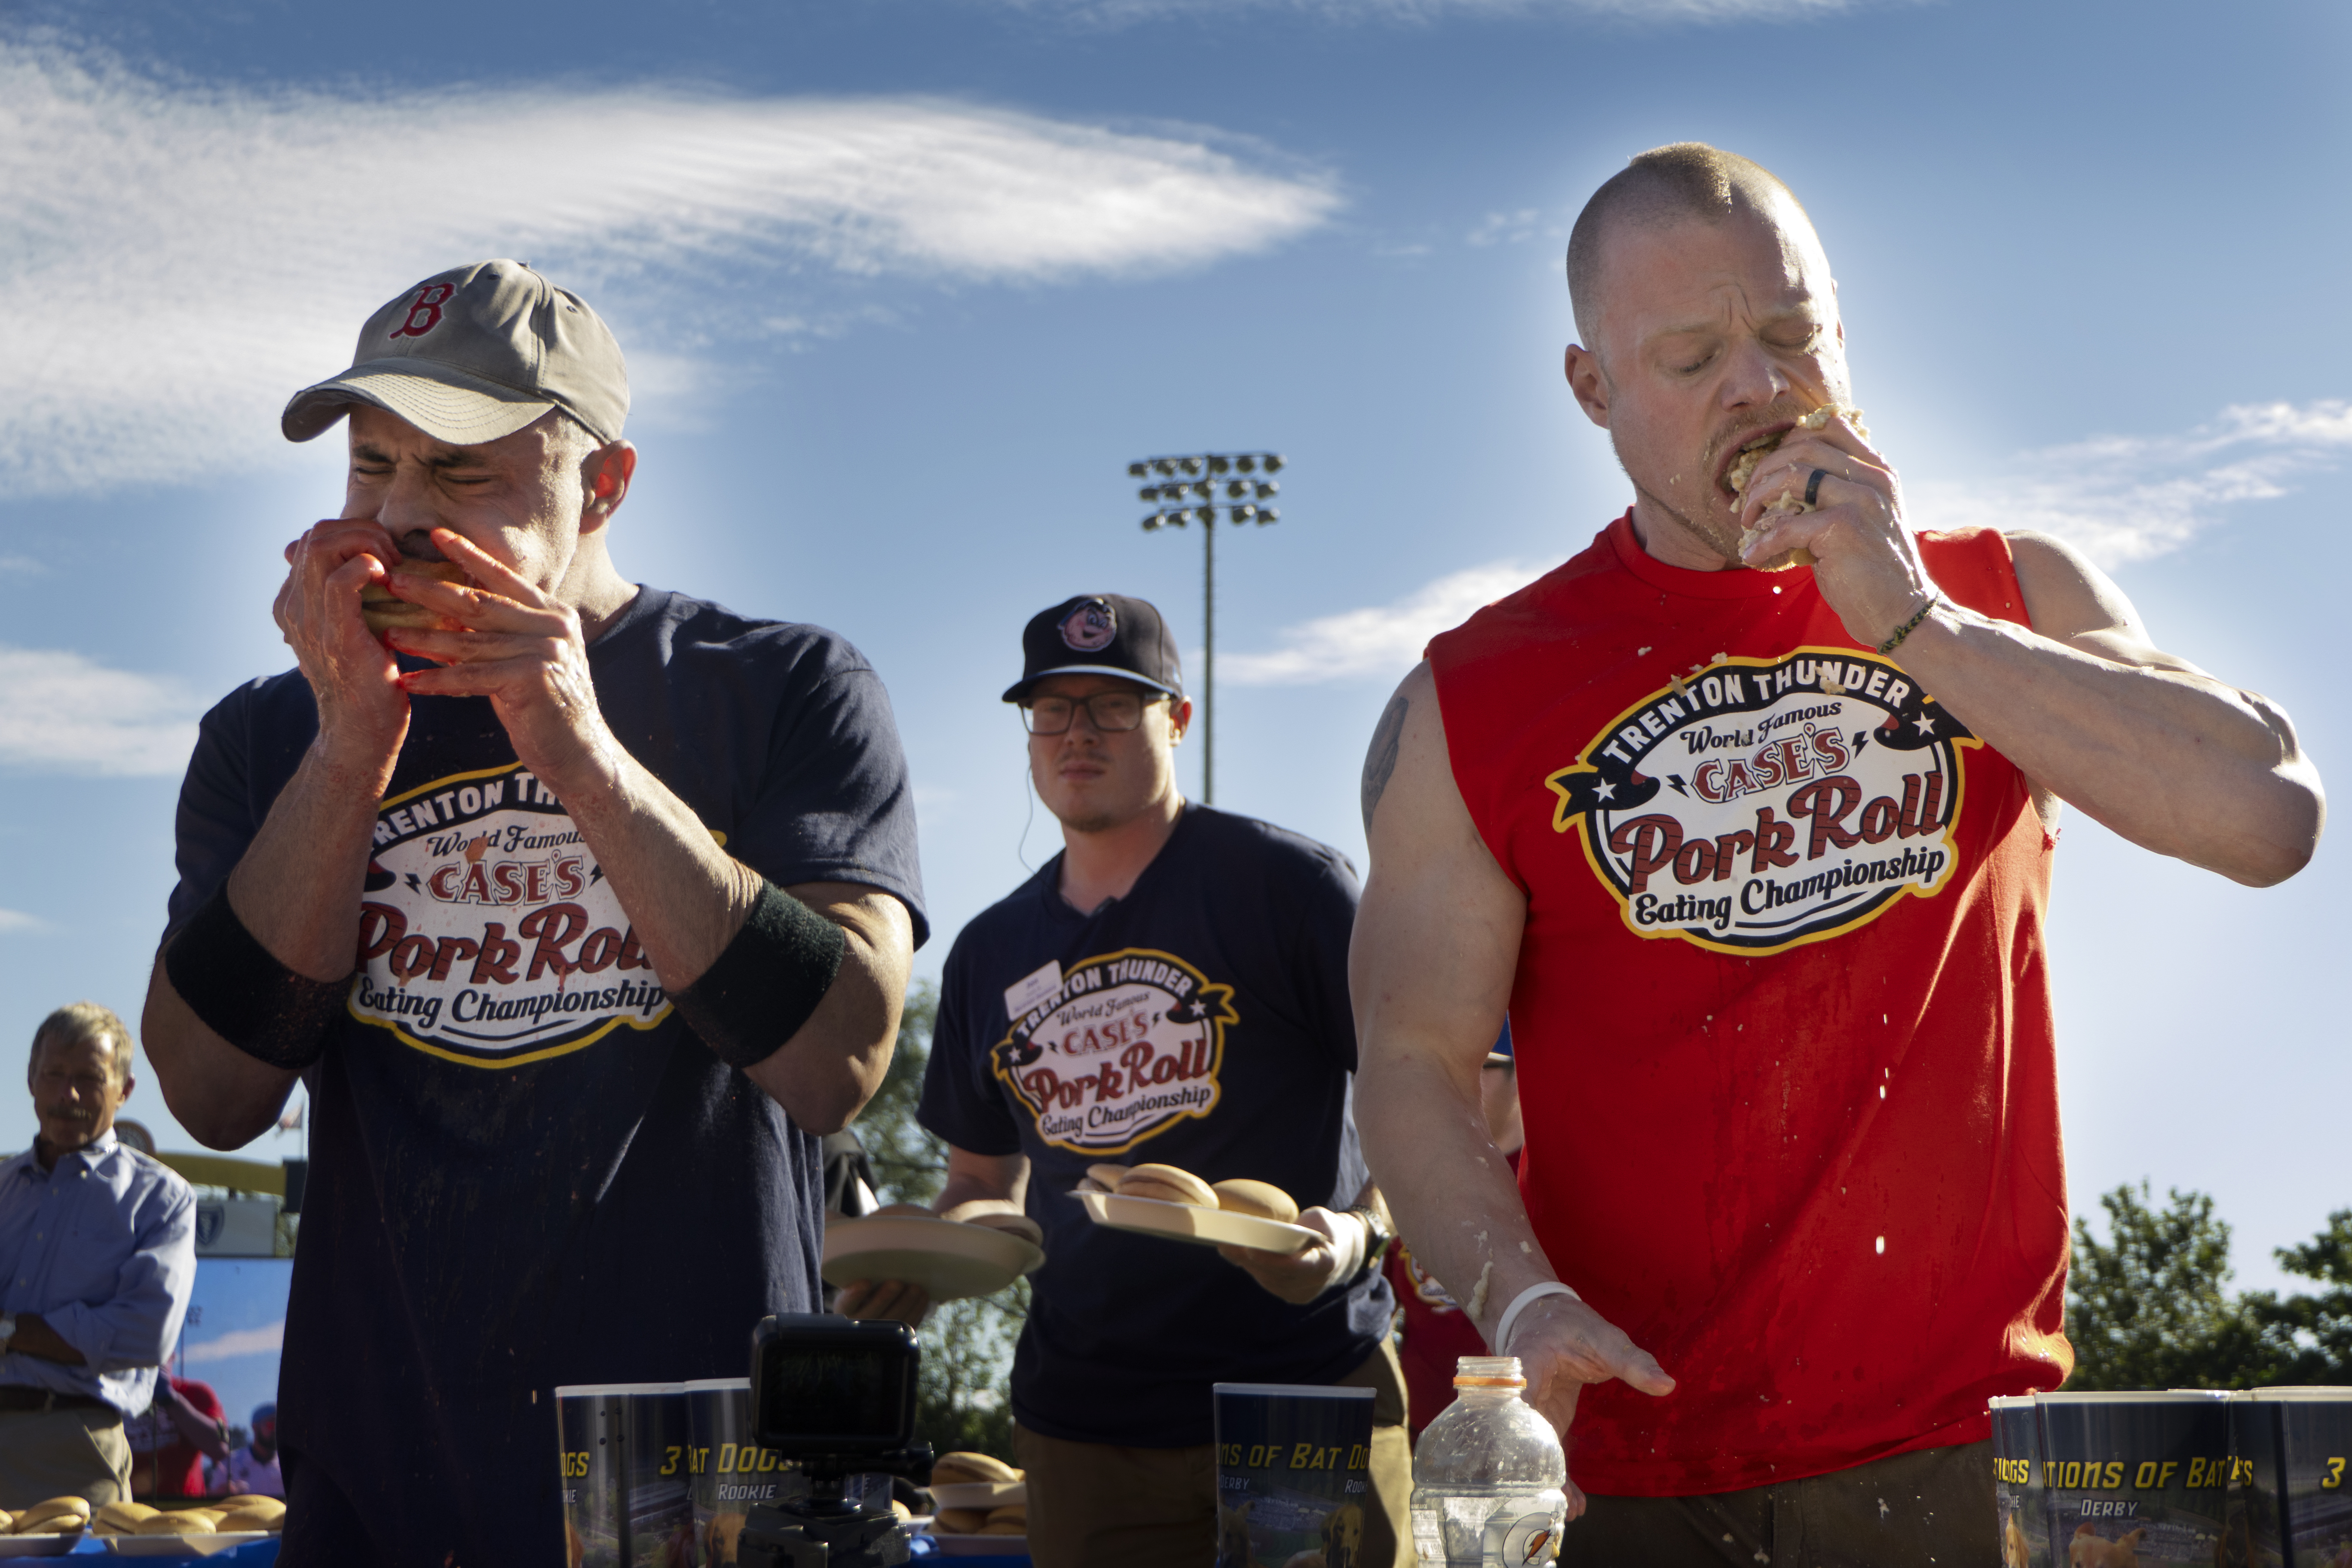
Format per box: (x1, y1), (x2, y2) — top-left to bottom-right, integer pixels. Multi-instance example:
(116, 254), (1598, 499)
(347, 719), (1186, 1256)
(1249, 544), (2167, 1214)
(104, 1534), (271, 1557)
(926, 1531), (1029, 1556)
(0, 1535), (80, 1559)
(821, 1216), (1044, 1302)
(1075, 1191), (1316, 1255)
(929, 1481), (1026, 1510)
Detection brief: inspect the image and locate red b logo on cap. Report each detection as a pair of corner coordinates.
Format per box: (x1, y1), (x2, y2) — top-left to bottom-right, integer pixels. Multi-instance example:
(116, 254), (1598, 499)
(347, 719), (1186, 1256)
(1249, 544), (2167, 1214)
(389, 283), (455, 341)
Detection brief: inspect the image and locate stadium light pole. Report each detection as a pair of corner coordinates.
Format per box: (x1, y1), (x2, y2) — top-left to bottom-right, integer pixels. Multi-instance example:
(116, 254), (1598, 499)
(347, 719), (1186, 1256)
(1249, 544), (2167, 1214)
(1126, 451), (1284, 804)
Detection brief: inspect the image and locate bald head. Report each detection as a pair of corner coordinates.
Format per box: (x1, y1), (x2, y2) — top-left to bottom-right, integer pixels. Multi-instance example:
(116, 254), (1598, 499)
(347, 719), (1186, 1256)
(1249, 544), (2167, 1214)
(1568, 143), (1816, 350)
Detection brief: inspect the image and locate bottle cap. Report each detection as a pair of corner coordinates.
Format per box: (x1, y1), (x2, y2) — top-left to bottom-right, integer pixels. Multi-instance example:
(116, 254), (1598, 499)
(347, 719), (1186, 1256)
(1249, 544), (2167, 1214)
(1453, 1355), (1525, 1388)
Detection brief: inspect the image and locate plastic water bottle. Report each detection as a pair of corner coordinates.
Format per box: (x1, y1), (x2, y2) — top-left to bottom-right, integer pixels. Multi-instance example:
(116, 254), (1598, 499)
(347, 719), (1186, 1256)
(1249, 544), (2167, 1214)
(1409, 1355), (1568, 1566)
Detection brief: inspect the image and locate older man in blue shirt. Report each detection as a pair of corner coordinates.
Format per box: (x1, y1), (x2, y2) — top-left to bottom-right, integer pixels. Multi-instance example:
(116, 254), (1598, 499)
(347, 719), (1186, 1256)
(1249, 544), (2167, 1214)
(0, 1003), (196, 1507)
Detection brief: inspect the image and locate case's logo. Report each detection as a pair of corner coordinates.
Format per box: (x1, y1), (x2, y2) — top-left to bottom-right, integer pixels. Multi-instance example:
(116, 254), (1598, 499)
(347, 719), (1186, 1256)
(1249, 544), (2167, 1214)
(347, 763), (671, 1067)
(1545, 649), (1977, 954)
(990, 947), (1236, 1155)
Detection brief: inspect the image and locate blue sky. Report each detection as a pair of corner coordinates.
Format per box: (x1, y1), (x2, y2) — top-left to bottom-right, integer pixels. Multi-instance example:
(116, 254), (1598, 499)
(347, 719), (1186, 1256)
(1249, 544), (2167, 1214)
(2, 0), (2346, 1295)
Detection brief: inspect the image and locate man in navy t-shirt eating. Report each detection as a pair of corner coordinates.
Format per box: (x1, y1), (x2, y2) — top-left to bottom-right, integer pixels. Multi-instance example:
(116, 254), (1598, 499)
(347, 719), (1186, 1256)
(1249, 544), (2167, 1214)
(141, 261), (925, 1565)
(836, 594), (1404, 1568)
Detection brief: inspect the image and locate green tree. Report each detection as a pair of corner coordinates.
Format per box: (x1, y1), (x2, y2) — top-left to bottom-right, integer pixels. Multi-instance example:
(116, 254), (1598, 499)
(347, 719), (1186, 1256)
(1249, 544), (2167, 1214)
(2063, 1182), (2271, 1390)
(853, 982), (1029, 1463)
(2245, 1210), (2352, 1386)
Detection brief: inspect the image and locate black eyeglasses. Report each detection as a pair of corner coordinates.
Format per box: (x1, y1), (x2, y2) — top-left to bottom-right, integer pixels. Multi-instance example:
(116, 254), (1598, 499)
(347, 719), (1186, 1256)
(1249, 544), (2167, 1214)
(1022, 691), (1167, 735)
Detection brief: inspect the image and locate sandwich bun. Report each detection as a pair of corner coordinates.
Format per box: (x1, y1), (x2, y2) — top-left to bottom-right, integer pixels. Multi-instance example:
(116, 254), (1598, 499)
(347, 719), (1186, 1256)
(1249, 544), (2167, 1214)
(983, 1505), (1027, 1526)
(1086, 1163), (1132, 1190)
(361, 558), (473, 635)
(216, 1497), (279, 1511)
(12, 1498), (88, 1531)
(930, 1451), (1019, 1486)
(1724, 404), (1868, 572)
(870, 1203), (939, 1219)
(934, 1508), (990, 1534)
(1116, 1164), (1217, 1208)
(1212, 1179), (1299, 1224)
(215, 1506), (285, 1532)
(92, 1501), (157, 1534)
(980, 1519), (1028, 1535)
(136, 1510), (217, 1534)
(944, 1200), (1044, 1248)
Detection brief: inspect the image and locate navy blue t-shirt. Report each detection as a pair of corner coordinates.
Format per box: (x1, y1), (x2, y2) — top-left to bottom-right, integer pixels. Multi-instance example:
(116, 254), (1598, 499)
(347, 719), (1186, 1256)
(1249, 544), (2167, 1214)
(918, 803), (1391, 1447)
(164, 587), (925, 1568)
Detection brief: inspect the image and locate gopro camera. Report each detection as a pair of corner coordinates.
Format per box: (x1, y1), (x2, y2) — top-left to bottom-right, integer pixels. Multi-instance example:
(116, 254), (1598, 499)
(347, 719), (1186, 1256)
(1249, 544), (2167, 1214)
(738, 1315), (934, 1568)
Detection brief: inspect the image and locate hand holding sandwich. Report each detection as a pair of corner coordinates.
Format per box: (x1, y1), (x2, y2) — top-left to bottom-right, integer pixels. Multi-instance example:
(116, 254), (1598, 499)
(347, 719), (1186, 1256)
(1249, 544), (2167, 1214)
(274, 515), (419, 785)
(1728, 410), (1939, 655)
(376, 526), (628, 801)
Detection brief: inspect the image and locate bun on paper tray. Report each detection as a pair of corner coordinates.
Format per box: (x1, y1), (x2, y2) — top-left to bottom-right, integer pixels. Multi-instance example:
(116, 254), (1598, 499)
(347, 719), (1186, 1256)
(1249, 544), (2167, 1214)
(1108, 1164), (1217, 1208)
(929, 1450), (1020, 1487)
(1211, 1179), (1299, 1224)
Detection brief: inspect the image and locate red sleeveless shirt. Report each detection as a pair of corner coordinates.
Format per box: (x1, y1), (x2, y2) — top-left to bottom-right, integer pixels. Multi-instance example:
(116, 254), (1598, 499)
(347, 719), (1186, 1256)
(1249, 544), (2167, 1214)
(1425, 513), (2072, 1497)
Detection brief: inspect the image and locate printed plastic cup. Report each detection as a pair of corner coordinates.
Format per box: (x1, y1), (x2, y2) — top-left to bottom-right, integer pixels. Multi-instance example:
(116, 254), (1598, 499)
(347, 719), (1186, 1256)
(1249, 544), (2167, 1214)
(1212, 1382), (1376, 1568)
(1989, 1395), (2050, 1566)
(2242, 1387), (2352, 1565)
(684, 1375), (808, 1566)
(2037, 1390), (2235, 1567)
(555, 1381), (693, 1568)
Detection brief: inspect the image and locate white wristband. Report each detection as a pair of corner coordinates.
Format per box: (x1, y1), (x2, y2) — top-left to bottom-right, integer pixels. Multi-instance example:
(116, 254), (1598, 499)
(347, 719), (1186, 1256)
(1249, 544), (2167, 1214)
(1493, 1281), (1581, 1354)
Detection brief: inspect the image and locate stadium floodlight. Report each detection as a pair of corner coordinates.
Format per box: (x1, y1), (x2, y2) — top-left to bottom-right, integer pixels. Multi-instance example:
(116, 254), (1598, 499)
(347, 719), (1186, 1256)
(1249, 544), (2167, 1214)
(1120, 450), (1290, 804)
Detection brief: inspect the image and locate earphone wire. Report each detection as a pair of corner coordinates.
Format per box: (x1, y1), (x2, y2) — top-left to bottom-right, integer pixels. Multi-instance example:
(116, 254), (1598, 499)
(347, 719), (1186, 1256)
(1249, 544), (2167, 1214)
(1015, 749), (1037, 875)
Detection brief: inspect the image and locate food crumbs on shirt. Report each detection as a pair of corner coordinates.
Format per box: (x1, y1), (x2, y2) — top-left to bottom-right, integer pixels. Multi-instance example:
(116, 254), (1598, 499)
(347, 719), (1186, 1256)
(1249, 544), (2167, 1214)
(1637, 646), (1653, 656)
(1875, 1236), (1886, 1255)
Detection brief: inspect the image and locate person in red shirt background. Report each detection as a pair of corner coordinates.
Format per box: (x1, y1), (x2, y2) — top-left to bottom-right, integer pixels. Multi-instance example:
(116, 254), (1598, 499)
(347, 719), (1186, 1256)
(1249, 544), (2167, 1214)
(122, 1376), (229, 1498)
(1384, 1024), (1520, 1444)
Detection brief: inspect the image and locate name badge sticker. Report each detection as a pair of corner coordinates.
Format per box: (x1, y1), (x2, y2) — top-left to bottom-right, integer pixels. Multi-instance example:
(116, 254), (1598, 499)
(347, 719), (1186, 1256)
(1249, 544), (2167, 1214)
(1004, 960), (1064, 1022)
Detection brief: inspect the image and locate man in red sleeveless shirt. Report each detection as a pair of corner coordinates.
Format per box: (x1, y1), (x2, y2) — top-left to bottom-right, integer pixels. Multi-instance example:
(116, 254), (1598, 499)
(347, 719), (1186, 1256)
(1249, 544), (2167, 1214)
(1351, 143), (2323, 1566)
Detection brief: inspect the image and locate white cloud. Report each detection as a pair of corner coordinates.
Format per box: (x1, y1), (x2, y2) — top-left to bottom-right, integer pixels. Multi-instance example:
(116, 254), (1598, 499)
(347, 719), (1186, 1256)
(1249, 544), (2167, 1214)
(1911, 399), (2352, 569)
(0, 911), (47, 934)
(0, 40), (1339, 496)
(1216, 398), (2351, 689)
(1221, 560), (1544, 685)
(1466, 208), (1545, 247)
(182, 1319), (285, 1364)
(0, 647), (202, 777)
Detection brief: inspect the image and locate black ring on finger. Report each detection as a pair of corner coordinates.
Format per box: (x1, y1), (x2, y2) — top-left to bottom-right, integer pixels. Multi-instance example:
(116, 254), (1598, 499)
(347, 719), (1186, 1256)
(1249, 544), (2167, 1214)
(1804, 468), (1829, 507)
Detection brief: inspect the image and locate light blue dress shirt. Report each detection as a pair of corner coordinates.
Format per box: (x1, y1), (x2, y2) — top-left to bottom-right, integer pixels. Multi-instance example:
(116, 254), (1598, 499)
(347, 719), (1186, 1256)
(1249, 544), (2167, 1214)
(0, 1130), (197, 1416)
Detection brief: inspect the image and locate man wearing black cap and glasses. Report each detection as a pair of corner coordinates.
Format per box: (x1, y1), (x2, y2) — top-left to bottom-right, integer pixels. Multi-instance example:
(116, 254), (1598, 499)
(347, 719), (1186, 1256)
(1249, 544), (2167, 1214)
(140, 261), (925, 1565)
(838, 593), (1409, 1568)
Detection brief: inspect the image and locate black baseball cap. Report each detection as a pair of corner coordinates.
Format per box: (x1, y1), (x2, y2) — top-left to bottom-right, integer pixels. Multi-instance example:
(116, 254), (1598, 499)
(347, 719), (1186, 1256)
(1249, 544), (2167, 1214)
(1002, 594), (1184, 704)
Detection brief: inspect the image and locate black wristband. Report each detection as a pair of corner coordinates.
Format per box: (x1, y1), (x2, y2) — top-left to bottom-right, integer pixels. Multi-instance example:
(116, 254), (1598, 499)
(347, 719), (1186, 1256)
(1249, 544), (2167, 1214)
(163, 884), (349, 1070)
(672, 881), (849, 1070)
(1345, 1205), (1394, 1286)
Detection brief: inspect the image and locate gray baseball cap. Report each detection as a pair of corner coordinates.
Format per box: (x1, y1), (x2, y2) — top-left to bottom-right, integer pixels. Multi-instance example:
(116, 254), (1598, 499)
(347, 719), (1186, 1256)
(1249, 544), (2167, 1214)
(282, 260), (629, 447)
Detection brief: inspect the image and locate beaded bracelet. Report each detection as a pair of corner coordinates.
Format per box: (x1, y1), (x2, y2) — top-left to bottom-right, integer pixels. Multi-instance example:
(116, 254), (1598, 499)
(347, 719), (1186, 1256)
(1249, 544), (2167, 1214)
(1877, 592), (1945, 655)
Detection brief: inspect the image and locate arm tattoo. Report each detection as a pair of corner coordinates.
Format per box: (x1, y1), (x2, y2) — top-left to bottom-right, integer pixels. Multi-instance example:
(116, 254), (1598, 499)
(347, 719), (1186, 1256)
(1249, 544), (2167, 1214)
(1361, 690), (1410, 833)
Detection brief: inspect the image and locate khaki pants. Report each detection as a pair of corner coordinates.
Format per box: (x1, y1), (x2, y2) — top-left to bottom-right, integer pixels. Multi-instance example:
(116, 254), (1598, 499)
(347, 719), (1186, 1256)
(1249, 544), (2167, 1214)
(1557, 1439), (1997, 1568)
(0, 1403), (130, 1509)
(1015, 1338), (1414, 1568)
